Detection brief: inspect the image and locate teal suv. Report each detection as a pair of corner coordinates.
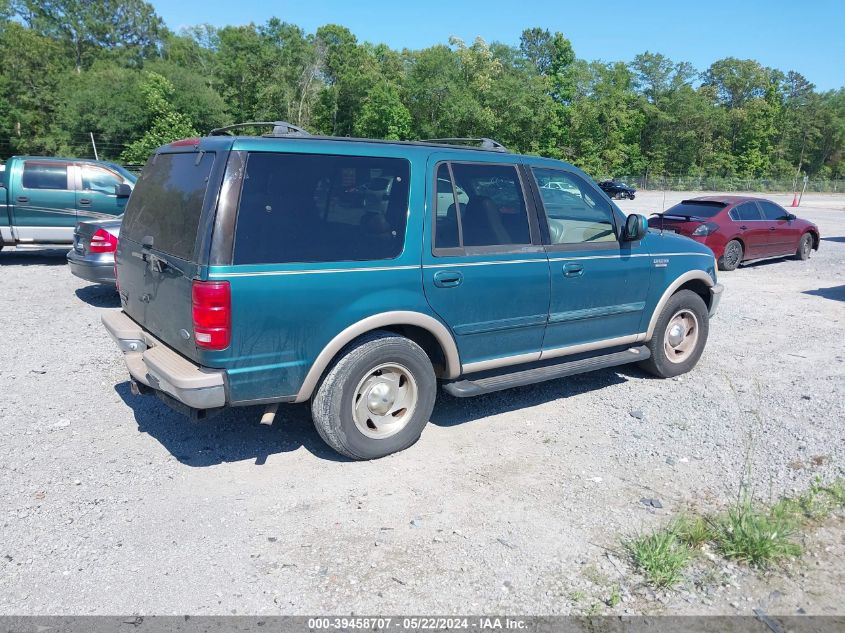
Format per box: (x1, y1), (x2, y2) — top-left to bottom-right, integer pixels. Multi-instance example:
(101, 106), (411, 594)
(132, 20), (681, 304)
(102, 123), (723, 459)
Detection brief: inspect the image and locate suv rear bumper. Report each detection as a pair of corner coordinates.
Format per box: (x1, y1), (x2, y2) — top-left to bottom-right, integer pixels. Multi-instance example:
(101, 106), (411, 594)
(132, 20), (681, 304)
(102, 311), (226, 409)
(709, 283), (724, 317)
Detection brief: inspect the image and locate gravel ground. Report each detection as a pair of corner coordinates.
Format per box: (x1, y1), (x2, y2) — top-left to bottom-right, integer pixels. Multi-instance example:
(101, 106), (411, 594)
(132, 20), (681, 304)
(0, 190), (843, 615)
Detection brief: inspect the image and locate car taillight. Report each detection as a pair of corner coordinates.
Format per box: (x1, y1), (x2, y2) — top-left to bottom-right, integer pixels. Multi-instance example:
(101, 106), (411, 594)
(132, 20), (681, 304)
(192, 280), (231, 350)
(692, 222), (719, 237)
(89, 228), (118, 253)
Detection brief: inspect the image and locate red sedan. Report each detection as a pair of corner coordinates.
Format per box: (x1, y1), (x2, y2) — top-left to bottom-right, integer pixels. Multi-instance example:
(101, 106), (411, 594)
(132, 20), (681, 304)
(648, 196), (820, 271)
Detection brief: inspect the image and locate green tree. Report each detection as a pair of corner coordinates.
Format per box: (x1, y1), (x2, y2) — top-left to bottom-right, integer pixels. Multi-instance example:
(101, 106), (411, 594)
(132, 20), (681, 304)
(121, 71), (197, 163)
(354, 82), (411, 140)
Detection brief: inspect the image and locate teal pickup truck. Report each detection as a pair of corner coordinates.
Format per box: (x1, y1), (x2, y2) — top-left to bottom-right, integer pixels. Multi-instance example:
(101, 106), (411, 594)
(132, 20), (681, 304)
(0, 156), (136, 248)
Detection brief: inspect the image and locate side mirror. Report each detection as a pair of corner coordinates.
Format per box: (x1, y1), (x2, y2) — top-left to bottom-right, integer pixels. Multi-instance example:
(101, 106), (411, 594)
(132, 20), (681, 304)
(786, 213), (796, 221)
(115, 183), (132, 198)
(623, 213), (648, 241)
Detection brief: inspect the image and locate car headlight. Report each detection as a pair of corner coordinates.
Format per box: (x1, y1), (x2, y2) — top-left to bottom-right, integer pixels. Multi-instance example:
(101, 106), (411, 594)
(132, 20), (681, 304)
(692, 222), (719, 236)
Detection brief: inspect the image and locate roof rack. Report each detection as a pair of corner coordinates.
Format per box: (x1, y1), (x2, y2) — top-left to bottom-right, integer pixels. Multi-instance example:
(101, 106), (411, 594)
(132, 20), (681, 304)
(208, 121), (311, 137)
(420, 137), (508, 153)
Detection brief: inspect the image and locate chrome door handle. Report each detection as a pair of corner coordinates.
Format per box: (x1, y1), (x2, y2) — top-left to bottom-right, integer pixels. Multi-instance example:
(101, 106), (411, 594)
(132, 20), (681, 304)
(433, 270), (463, 288)
(563, 263), (584, 277)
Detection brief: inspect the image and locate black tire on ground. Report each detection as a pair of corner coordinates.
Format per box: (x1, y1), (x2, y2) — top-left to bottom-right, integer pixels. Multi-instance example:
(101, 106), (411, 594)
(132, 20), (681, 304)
(794, 233), (813, 260)
(718, 239), (743, 271)
(311, 330), (437, 460)
(638, 289), (710, 379)
(629, 193), (636, 199)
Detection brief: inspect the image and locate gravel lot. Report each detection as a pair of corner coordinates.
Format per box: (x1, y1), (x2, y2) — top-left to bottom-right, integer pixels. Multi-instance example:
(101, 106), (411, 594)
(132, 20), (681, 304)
(1, 190), (843, 615)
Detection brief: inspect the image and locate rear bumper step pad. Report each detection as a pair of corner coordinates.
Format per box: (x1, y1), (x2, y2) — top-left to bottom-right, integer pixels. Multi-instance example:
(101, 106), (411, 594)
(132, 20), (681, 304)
(443, 346), (650, 397)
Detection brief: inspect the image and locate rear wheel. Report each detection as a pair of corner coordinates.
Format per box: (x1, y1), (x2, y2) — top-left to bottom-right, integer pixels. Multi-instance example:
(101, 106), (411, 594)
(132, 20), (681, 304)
(311, 331), (436, 460)
(794, 233), (813, 260)
(628, 192), (636, 200)
(639, 290), (709, 379)
(718, 239), (743, 271)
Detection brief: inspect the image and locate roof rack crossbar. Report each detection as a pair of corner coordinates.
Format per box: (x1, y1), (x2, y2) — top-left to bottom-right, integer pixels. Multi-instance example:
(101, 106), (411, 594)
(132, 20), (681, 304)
(208, 121), (311, 137)
(420, 137), (508, 152)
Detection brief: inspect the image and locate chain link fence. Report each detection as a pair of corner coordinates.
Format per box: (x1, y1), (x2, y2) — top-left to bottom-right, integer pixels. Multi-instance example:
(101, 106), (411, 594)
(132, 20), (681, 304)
(613, 175), (844, 194)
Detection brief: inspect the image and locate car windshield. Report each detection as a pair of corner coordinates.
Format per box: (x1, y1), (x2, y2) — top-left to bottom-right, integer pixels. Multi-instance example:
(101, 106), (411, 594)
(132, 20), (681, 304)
(662, 201), (725, 219)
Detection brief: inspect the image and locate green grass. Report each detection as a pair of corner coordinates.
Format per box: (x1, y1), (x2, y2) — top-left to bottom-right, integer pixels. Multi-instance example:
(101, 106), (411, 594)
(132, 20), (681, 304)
(627, 531), (690, 588)
(669, 514), (714, 548)
(713, 496), (801, 567)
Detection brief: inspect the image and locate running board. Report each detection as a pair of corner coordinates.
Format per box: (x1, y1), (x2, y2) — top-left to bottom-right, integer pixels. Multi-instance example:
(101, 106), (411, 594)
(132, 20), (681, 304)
(443, 346), (650, 397)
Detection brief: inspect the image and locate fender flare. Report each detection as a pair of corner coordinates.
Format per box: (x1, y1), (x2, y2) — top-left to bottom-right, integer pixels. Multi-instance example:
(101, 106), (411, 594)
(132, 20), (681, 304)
(295, 311), (461, 402)
(645, 270), (715, 340)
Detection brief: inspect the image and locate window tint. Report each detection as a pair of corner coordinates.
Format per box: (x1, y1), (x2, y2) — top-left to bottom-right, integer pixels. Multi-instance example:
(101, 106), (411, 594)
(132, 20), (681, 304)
(121, 152), (215, 260)
(233, 153), (410, 265)
(434, 164), (460, 248)
(733, 202), (762, 221)
(22, 161), (68, 190)
(759, 200), (787, 221)
(81, 164), (123, 194)
(532, 168), (616, 244)
(447, 162), (530, 247)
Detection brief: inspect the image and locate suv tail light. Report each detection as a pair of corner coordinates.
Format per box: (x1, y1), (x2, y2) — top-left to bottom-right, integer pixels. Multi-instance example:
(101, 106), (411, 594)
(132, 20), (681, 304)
(89, 228), (118, 253)
(192, 280), (231, 350)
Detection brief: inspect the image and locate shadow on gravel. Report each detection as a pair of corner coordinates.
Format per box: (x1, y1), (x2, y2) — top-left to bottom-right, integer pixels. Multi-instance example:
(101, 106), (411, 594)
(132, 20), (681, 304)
(430, 366), (632, 427)
(114, 381), (351, 465)
(739, 256), (795, 269)
(821, 236), (845, 243)
(804, 284), (845, 303)
(0, 249), (68, 265)
(75, 284), (120, 308)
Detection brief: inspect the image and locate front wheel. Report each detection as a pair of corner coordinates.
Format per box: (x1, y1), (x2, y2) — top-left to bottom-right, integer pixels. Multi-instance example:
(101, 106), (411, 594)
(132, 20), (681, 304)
(639, 290), (709, 379)
(628, 192), (636, 200)
(794, 233), (813, 260)
(718, 239), (743, 271)
(311, 331), (437, 460)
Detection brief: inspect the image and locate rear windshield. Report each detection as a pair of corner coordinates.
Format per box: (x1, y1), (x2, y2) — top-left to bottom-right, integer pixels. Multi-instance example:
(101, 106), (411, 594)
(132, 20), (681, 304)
(121, 152), (215, 260)
(662, 201), (726, 219)
(233, 152), (410, 265)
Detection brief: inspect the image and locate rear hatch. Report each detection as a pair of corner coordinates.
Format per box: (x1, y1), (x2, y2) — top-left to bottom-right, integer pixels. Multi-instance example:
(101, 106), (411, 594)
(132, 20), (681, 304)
(648, 200), (726, 236)
(116, 149), (219, 361)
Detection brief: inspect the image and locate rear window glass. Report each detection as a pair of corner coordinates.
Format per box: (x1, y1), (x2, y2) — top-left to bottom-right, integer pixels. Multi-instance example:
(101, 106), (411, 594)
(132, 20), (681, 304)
(663, 202), (725, 219)
(22, 161), (68, 190)
(121, 152), (215, 260)
(233, 152), (410, 265)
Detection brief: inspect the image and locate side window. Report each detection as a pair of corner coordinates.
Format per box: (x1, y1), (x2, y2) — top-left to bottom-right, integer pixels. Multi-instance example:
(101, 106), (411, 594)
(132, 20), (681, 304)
(734, 202), (762, 221)
(22, 161), (68, 190)
(759, 200), (787, 221)
(81, 164), (123, 194)
(532, 168), (616, 245)
(434, 164), (460, 249)
(447, 162), (530, 248)
(233, 152), (410, 265)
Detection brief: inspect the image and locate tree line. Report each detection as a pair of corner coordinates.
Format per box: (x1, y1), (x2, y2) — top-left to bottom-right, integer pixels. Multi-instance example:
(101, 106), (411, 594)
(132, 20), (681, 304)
(1, 0), (843, 184)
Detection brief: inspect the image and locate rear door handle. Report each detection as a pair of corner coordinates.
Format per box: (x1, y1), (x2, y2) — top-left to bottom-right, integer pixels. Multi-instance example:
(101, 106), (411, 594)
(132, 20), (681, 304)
(739, 225), (748, 230)
(433, 270), (463, 288)
(769, 226), (776, 231)
(16, 196), (29, 203)
(563, 263), (584, 277)
(79, 198), (91, 205)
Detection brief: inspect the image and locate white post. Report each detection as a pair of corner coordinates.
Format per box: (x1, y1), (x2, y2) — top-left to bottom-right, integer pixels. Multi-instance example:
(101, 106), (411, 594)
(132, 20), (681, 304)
(90, 132), (99, 161)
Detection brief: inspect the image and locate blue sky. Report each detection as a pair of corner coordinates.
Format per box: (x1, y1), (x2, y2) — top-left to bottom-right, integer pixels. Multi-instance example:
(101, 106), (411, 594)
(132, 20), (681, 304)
(150, 0), (845, 90)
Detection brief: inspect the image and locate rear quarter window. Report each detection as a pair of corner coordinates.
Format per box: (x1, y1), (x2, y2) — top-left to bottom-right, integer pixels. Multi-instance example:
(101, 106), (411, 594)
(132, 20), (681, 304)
(121, 152), (216, 260)
(233, 152), (410, 265)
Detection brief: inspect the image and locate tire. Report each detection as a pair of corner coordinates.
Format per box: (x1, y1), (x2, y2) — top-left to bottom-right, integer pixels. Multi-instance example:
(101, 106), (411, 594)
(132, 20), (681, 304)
(311, 331), (437, 460)
(794, 233), (813, 260)
(638, 289), (710, 379)
(718, 239), (743, 271)
(629, 193), (636, 200)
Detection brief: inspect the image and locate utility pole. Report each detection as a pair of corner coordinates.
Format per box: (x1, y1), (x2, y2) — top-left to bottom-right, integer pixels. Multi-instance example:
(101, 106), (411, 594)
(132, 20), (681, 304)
(798, 174), (808, 205)
(90, 132), (99, 161)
